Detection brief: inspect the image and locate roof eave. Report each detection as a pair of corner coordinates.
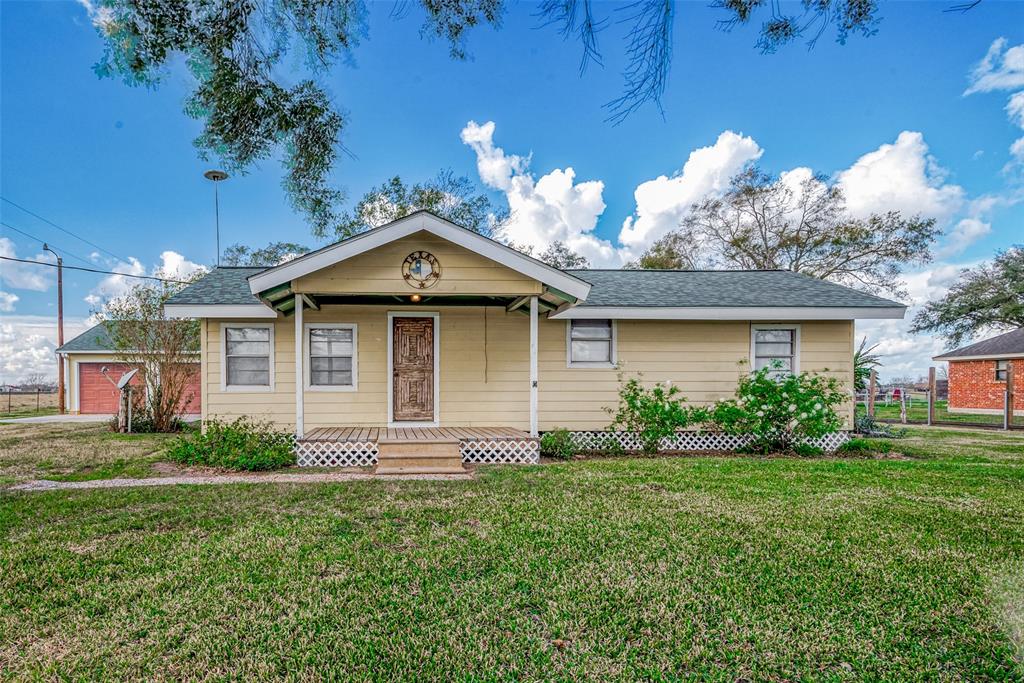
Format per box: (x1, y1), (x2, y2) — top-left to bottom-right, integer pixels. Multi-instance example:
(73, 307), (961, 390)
(549, 305), (907, 320)
(933, 352), (1024, 362)
(246, 212), (592, 301)
(163, 303), (278, 319)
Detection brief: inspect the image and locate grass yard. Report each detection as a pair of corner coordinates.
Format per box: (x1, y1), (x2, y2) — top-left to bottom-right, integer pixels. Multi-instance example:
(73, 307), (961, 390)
(1, 427), (1023, 679)
(0, 422), (178, 486)
(857, 398), (1024, 428)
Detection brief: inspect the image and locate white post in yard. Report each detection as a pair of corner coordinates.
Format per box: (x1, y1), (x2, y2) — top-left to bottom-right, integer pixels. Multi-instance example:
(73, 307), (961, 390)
(294, 294), (304, 439)
(529, 295), (538, 438)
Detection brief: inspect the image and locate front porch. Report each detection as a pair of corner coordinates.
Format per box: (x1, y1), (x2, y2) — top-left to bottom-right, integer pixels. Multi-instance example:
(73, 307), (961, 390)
(295, 426), (540, 470)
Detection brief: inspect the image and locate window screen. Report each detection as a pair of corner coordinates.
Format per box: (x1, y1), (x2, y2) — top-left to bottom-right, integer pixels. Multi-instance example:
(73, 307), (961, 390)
(309, 327), (354, 386)
(225, 327), (271, 387)
(570, 320), (613, 365)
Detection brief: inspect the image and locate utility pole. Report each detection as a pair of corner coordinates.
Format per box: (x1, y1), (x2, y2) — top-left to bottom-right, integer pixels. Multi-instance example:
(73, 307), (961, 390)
(204, 170), (229, 266)
(42, 244), (65, 414)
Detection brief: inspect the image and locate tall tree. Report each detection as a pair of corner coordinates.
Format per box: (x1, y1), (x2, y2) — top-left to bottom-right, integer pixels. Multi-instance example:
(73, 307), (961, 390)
(97, 270), (206, 432)
(507, 241), (590, 269)
(911, 247), (1024, 346)
(673, 167), (940, 297)
(222, 242), (311, 267)
(626, 231), (703, 269)
(84, 0), (905, 237)
(334, 171), (505, 239)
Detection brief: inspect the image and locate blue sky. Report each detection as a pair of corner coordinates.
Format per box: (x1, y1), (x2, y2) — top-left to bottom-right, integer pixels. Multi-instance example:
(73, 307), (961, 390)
(2, 1), (1023, 382)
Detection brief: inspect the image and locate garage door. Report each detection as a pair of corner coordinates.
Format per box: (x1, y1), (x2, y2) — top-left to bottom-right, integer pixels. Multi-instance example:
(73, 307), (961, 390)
(77, 363), (201, 415)
(77, 363), (136, 414)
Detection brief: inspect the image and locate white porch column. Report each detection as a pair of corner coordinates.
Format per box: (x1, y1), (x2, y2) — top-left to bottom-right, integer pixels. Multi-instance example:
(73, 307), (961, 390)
(529, 295), (538, 437)
(294, 294), (304, 439)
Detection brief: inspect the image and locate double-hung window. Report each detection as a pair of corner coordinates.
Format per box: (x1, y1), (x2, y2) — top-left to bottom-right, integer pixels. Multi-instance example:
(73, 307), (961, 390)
(307, 324), (357, 390)
(996, 360), (1009, 382)
(568, 319), (615, 367)
(752, 326), (798, 377)
(223, 325), (273, 390)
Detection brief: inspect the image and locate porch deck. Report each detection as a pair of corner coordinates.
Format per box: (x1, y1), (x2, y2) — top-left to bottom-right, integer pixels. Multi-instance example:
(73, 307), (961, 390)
(295, 426), (539, 468)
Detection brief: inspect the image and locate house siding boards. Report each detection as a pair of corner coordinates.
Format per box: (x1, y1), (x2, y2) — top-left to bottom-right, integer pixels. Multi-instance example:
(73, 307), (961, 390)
(201, 310), (855, 431)
(947, 359), (1024, 415)
(292, 231), (543, 296)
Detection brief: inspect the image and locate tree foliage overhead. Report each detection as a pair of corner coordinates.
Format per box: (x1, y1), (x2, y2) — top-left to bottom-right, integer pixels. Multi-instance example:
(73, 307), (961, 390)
(334, 171), (505, 238)
(222, 242), (311, 267)
(84, 0), (907, 238)
(911, 247), (1024, 346)
(669, 167), (940, 297)
(507, 240), (590, 269)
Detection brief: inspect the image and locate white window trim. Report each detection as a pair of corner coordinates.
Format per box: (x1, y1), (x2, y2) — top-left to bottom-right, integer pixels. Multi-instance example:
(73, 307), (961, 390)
(220, 323), (275, 392)
(304, 323), (358, 392)
(750, 324), (801, 374)
(386, 311), (440, 427)
(566, 319), (617, 369)
(995, 359), (1009, 382)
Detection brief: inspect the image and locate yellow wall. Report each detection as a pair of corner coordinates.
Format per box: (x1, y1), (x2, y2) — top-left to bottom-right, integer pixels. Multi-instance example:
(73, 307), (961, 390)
(292, 231), (543, 296)
(202, 308), (855, 431)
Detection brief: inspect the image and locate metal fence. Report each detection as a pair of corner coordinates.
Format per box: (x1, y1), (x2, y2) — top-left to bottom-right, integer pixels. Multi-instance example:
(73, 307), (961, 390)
(857, 367), (1022, 430)
(1, 389), (59, 415)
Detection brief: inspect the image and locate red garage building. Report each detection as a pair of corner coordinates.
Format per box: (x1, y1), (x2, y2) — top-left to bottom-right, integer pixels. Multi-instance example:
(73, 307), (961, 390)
(933, 328), (1023, 417)
(56, 322), (200, 415)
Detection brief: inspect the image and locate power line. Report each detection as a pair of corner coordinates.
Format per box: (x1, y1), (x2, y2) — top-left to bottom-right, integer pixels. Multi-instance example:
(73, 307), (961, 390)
(0, 220), (95, 267)
(0, 256), (191, 284)
(0, 196), (128, 262)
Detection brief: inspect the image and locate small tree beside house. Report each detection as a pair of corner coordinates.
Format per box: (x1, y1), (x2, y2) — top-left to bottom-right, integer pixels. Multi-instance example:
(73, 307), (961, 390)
(96, 272), (203, 432)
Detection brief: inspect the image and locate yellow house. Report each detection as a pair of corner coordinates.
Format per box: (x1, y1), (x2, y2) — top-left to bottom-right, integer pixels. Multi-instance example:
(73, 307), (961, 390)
(164, 211), (905, 471)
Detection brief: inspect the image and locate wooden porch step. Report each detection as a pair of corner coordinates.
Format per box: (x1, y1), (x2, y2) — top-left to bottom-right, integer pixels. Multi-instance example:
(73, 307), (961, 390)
(375, 438), (465, 474)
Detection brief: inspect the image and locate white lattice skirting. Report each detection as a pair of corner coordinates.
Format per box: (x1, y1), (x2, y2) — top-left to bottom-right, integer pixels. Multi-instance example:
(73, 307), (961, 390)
(565, 430), (850, 453)
(295, 438), (540, 467)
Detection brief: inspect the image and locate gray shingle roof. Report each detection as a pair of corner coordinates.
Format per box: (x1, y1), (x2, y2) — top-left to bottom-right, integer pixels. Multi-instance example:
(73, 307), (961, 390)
(933, 328), (1024, 360)
(57, 322), (116, 353)
(165, 267), (264, 305)
(167, 265), (904, 310)
(567, 270), (903, 308)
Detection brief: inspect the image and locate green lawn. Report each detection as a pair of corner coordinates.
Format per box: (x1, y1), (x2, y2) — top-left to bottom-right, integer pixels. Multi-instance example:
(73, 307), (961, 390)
(2, 427), (1023, 679)
(857, 399), (1023, 427)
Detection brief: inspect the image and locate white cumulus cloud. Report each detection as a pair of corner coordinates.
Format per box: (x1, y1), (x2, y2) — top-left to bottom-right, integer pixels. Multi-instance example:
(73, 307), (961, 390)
(0, 315), (92, 385)
(964, 37), (1024, 96)
(84, 251), (205, 309)
(618, 131), (763, 258)
(461, 120), (616, 266)
(0, 238), (53, 292)
(837, 131), (965, 222)
(0, 291), (19, 313)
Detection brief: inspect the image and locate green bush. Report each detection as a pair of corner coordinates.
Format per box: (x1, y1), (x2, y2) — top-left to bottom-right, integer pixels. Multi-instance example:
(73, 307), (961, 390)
(708, 362), (845, 455)
(540, 429), (577, 460)
(607, 374), (701, 454)
(839, 437), (897, 457)
(166, 418), (295, 471)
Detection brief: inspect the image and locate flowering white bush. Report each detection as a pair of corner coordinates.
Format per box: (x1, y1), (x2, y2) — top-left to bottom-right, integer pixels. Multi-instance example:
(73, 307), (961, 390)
(707, 362), (846, 454)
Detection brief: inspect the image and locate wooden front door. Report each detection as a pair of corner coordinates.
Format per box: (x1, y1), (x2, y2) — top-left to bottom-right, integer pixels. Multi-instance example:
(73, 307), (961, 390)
(392, 317), (435, 422)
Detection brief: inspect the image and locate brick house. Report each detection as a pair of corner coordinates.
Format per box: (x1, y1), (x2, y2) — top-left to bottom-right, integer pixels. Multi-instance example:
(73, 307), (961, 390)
(933, 328), (1023, 416)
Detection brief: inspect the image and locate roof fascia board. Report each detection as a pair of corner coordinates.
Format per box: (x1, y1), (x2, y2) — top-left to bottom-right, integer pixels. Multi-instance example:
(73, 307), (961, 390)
(549, 306), (907, 320)
(246, 212), (592, 300)
(57, 349), (200, 356)
(164, 304), (278, 319)
(932, 352), (1024, 361)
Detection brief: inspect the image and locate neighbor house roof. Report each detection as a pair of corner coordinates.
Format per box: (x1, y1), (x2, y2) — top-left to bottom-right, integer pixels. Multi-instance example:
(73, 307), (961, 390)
(933, 328), (1024, 361)
(56, 322), (117, 353)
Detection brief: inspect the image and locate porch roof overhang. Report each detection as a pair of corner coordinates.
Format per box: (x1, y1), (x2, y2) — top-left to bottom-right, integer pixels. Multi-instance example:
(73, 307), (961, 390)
(548, 305), (907, 320)
(246, 211), (592, 306)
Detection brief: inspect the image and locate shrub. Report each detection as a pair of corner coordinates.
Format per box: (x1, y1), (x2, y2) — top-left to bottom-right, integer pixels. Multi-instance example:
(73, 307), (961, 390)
(167, 418), (295, 471)
(708, 363), (846, 455)
(854, 413), (906, 438)
(607, 374), (699, 454)
(540, 429), (577, 460)
(839, 437), (897, 457)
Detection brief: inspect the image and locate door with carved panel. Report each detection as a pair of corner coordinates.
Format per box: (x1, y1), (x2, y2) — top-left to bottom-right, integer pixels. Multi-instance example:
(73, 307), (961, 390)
(392, 317), (435, 422)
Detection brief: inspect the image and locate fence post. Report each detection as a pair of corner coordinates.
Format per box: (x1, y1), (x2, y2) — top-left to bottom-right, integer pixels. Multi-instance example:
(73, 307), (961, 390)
(927, 367), (936, 426)
(900, 388), (908, 424)
(868, 370), (877, 418)
(1005, 361), (1015, 431)
(36, 388), (40, 411)
(6, 389), (10, 414)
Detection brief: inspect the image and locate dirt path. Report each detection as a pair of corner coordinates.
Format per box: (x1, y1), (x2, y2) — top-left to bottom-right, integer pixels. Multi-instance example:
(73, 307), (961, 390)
(9, 471), (472, 492)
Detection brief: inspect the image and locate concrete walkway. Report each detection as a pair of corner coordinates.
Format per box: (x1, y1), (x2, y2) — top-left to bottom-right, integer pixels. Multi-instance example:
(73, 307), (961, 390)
(0, 414), (112, 424)
(10, 471), (473, 492)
